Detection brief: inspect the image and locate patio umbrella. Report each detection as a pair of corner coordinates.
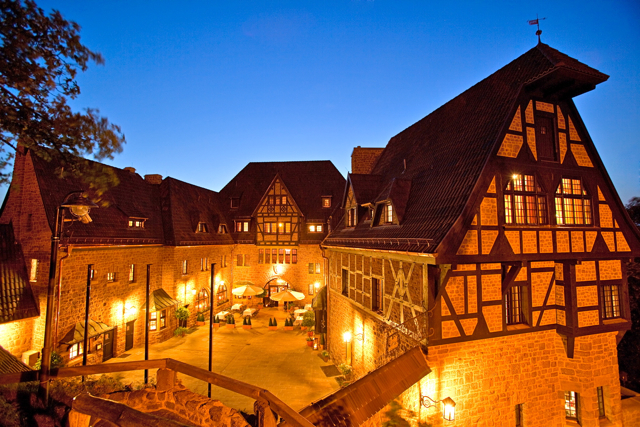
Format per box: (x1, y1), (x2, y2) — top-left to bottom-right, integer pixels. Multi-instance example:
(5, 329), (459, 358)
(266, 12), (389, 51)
(270, 290), (305, 302)
(232, 283), (265, 297)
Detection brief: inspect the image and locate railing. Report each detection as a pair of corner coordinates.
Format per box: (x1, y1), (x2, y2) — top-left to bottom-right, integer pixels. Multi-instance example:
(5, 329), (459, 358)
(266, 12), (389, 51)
(0, 358), (314, 427)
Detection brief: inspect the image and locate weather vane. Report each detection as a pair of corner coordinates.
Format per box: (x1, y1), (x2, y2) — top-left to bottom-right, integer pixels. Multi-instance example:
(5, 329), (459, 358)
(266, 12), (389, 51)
(528, 14), (546, 43)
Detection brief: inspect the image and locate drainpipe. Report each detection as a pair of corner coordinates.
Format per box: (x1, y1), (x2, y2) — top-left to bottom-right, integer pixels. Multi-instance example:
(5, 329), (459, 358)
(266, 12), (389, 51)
(320, 245), (330, 353)
(53, 248), (71, 345)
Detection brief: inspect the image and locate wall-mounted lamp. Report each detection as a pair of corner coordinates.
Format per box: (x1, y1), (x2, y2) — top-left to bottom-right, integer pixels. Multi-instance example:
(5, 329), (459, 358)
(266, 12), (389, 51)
(421, 395), (456, 421)
(191, 288), (197, 296)
(343, 331), (352, 343)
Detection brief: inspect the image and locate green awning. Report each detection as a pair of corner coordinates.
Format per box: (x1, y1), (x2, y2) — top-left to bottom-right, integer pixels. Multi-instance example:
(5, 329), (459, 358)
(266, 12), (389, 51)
(142, 288), (180, 312)
(60, 319), (113, 346)
(312, 286), (327, 309)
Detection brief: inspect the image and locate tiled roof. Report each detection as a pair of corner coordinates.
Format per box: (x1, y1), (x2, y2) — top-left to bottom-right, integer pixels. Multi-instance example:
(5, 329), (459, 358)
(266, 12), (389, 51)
(298, 346), (431, 426)
(0, 224), (39, 324)
(347, 174), (382, 206)
(31, 152), (165, 245)
(324, 43), (608, 253)
(160, 178), (235, 246)
(219, 160), (345, 227)
(0, 344), (31, 374)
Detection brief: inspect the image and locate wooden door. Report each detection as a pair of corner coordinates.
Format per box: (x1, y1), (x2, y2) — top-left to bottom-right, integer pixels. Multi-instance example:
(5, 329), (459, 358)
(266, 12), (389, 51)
(102, 330), (114, 362)
(125, 321), (135, 351)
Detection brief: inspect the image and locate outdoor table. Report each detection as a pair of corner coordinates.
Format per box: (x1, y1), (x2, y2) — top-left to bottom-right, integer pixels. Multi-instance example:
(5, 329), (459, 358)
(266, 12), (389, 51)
(243, 308), (257, 317)
(304, 304), (312, 311)
(231, 303), (243, 311)
(294, 315), (303, 326)
(217, 311), (229, 319)
(294, 309), (307, 315)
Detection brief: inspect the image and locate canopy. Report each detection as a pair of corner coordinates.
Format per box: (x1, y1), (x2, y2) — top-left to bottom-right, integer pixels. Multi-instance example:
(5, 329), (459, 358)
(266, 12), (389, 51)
(140, 288), (180, 312)
(270, 289), (305, 302)
(60, 319), (113, 346)
(312, 285), (327, 309)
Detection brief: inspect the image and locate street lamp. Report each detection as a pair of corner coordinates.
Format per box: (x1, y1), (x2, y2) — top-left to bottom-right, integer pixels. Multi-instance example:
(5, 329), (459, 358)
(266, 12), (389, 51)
(40, 192), (97, 402)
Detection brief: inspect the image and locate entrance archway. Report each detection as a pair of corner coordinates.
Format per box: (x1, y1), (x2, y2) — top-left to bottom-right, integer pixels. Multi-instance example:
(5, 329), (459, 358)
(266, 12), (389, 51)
(263, 278), (290, 307)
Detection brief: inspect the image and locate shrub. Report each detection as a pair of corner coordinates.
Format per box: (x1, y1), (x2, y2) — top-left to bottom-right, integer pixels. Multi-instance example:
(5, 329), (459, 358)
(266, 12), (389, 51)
(273, 318), (277, 326)
(175, 307), (190, 327)
(0, 395), (22, 426)
(34, 350), (64, 370)
(301, 311), (315, 327)
(214, 315), (219, 323)
(247, 317), (252, 325)
(338, 363), (352, 378)
(196, 313), (205, 322)
(173, 327), (188, 337)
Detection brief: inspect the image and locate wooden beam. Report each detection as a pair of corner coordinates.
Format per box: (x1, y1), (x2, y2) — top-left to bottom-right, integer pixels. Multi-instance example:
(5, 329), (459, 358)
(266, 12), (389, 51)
(502, 262), (522, 294)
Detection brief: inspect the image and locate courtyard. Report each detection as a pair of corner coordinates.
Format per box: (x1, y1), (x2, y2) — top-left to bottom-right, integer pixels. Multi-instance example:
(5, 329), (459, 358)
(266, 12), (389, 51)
(105, 307), (340, 414)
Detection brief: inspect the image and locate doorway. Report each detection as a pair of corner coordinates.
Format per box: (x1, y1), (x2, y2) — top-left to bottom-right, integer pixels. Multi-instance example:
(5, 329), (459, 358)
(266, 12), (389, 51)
(102, 330), (114, 361)
(263, 278), (290, 307)
(125, 321), (135, 351)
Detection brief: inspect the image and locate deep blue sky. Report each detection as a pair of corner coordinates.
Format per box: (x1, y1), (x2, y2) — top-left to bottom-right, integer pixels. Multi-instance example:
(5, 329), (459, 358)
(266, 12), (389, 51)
(11, 1), (640, 204)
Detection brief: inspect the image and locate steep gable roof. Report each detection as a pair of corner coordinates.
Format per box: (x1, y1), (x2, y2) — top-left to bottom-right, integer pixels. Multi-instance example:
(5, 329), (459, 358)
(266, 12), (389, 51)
(0, 224), (39, 324)
(219, 161), (345, 223)
(160, 177), (234, 246)
(325, 43), (609, 253)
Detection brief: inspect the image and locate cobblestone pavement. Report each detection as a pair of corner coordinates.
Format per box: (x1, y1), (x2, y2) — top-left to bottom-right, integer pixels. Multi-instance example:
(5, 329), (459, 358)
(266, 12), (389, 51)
(105, 307), (340, 414)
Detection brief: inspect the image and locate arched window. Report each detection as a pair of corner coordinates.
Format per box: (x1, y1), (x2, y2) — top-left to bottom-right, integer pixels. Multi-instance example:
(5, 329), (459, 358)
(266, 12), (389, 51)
(504, 174), (547, 225)
(216, 283), (228, 304)
(555, 178), (592, 225)
(196, 288), (210, 313)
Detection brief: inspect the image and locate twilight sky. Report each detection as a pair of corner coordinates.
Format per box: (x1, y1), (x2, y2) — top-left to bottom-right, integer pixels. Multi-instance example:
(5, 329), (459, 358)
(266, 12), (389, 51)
(9, 1), (640, 204)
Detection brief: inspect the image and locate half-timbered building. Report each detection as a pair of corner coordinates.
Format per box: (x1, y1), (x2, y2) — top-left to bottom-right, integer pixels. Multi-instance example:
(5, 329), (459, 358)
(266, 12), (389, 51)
(322, 43), (640, 426)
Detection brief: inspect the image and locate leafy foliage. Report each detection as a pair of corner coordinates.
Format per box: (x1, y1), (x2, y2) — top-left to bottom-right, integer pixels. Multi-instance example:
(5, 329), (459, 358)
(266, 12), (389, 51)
(382, 400), (432, 427)
(0, 0), (125, 191)
(173, 326), (188, 337)
(174, 306), (189, 321)
(626, 197), (640, 226)
(34, 349), (64, 370)
(301, 310), (315, 327)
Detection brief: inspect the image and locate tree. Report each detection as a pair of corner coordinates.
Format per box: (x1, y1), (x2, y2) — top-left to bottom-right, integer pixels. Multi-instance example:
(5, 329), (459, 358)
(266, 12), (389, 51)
(0, 0), (124, 194)
(626, 197), (640, 226)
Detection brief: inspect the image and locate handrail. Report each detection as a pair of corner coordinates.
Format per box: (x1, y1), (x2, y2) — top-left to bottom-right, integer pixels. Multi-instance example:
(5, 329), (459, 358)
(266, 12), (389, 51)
(0, 358), (314, 427)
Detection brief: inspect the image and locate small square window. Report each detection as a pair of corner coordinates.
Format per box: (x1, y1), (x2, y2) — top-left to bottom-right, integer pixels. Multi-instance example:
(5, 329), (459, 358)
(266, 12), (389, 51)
(197, 222), (209, 233)
(149, 312), (157, 331)
(322, 197), (331, 208)
(69, 343), (83, 360)
(218, 224), (228, 234)
(107, 272), (116, 282)
(128, 218), (145, 228)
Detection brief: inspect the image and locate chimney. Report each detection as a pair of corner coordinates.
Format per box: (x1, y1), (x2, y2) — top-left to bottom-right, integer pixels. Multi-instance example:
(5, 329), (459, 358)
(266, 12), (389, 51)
(351, 147), (384, 174)
(144, 174), (163, 185)
(123, 167), (136, 174)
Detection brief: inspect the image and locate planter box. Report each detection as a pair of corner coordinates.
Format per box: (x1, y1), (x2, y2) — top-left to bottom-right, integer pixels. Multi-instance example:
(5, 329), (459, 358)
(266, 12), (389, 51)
(284, 326), (294, 331)
(196, 321), (205, 326)
(319, 355), (329, 362)
(306, 341), (313, 347)
(226, 324), (236, 329)
(307, 331), (314, 337)
(242, 325), (252, 330)
(213, 323), (220, 328)
(268, 326), (278, 331)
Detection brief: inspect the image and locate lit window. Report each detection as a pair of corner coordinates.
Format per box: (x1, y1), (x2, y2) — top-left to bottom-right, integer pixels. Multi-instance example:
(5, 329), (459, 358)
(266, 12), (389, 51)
(237, 254), (247, 267)
(597, 386), (605, 418)
(385, 202), (393, 223)
(107, 272), (116, 282)
(201, 257), (209, 271)
(504, 174), (547, 225)
(218, 224), (228, 234)
(278, 222), (291, 234)
(182, 260), (188, 275)
(69, 343), (83, 359)
(292, 249), (297, 264)
(309, 224), (323, 233)
(90, 268), (96, 280)
(347, 208), (356, 227)
(235, 221), (249, 232)
(197, 222), (209, 233)
(129, 264), (135, 282)
(278, 249), (284, 264)
(149, 312), (157, 331)
(259, 249), (264, 264)
(128, 218), (145, 228)
(602, 285), (621, 319)
(221, 255), (227, 268)
(505, 285), (524, 325)
(565, 391), (578, 420)
(322, 197), (331, 208)
(264, 222), (276, 234)
(196, 288), (210, 312)
(308, 283), (314, 295)
(315, 263), (321, 274)
(555, 178), (592, 225)
(309, 263), (314, 274)
(160, 309), (166, 329)
(30, 259), (38, 282)
(281, 196), (287, 205)
(271, 249), (277, 264)
(216, 283), (228, 304)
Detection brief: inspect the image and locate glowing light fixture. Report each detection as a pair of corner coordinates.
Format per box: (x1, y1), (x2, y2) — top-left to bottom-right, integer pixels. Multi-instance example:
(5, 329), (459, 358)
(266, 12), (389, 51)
(421, 395), (456, 421)
(343, 331), (352, 343)
(191, 288), (197, 296)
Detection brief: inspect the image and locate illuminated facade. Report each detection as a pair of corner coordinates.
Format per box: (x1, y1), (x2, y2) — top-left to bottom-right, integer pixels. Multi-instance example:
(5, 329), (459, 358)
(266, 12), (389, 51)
(322, 43), (640, 426)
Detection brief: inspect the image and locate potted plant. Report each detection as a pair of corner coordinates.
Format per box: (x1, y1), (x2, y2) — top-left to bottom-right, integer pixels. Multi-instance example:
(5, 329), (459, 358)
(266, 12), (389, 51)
(301, 311), (315, 331)
(226, 314), (235, 329)
(175, 306), (190, 328)
(284, 318), (294, 331)
(319, 333), (326, 350)
(306, 337), (314, 347)
(268, 317), (278, 331)
(242, 316), (252, 330)
(174, 326), (188, 337)
(338, 363), (352, 385)
(213, 315), (220, 328)
(319, 350), (330, 362)
(307, 326), (314, 337)
(196, 312), (205, 326)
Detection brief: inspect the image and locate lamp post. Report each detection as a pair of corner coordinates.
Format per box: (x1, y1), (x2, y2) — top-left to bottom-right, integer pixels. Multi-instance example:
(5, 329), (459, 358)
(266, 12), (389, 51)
(40, 192), (97, 403)
(208, 263), (216, 398)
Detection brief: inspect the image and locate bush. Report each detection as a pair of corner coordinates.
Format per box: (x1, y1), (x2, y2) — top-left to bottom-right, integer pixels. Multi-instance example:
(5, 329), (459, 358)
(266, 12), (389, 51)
(213, 315), (219, 323)
(301, 311), (315, 327)
(338, 363), (352, 378)
(173, 327), (188, 337)
(175, 307), (189, 327)
(0, 395), (22, 426)
(34, 350), (64, 370)
(196, 313), (205, 322)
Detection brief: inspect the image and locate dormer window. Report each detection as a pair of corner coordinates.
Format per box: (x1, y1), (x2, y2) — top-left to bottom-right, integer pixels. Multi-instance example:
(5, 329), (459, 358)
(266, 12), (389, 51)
(235, 221), (250, 232)
(230, 197), (240, 208)
(384, 202), (393, 223)
(197, 222), (209, 233)
(309, 224), (323, 233)
(218, 224), (228, 234)
(347, 208), (356, 227)
(555, 178), (592, 225)
(322, 197), (332, 208)
(128, 218), (146, 228)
